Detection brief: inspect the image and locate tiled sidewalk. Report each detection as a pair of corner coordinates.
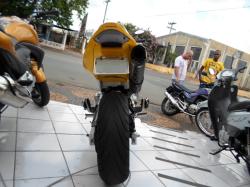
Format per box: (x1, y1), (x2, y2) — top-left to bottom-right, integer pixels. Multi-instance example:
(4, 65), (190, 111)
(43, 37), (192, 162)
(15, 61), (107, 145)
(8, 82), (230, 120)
(0, 101), (249, 187)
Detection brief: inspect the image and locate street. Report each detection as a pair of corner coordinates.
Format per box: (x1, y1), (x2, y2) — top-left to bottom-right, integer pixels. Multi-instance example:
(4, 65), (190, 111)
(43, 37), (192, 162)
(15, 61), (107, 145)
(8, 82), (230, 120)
(43, 47), (199, 105)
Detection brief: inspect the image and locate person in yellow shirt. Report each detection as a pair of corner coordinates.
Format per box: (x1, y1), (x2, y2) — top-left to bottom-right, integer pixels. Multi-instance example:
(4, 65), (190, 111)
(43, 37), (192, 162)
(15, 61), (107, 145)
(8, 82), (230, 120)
(198, 50), (224, 88)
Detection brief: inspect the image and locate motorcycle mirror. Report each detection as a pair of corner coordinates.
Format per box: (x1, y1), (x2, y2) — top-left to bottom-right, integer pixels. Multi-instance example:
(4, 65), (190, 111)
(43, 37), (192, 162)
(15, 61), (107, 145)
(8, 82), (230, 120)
(208, 68), (216, 75)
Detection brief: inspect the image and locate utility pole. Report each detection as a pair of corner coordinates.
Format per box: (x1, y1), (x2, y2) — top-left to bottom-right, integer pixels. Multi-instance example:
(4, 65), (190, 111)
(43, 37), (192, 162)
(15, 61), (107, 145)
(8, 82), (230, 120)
(103, 0), (111, 23)
(167, 22), (176, 34)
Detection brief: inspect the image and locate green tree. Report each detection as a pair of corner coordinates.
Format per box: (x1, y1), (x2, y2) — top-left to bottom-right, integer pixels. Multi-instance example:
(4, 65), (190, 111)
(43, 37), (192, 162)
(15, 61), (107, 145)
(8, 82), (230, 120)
(122, 22), (158, 64)
(122, 23), (139, 36)
(0, 0), (37, 18)
(39, 0), (88, 28)
(0, 0), (89, 28)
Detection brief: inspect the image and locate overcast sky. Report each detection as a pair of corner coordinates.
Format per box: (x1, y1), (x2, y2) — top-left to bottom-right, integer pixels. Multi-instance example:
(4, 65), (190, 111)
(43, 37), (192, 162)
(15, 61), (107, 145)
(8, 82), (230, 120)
(73, 0), (250, 53)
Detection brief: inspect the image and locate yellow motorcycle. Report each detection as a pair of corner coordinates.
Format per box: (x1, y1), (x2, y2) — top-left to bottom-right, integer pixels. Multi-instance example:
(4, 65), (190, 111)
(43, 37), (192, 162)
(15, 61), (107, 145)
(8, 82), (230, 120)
(0, 12), (52, 113)
(83, 22), (149, 185)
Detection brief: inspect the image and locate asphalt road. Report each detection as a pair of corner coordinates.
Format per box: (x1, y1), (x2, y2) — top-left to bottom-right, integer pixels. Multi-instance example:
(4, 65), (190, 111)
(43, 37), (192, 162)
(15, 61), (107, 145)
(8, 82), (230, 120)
(43, 48), (199, 105)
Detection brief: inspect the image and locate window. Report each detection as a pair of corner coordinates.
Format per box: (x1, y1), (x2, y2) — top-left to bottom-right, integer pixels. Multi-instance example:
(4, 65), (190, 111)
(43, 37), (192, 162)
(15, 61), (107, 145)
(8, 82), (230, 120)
(191, 47), (202, 61)
(174, 46), (185, 56)
(224, 55), (233, 69)
(208, 50), (215, 58)
(237, 60), (247, 69)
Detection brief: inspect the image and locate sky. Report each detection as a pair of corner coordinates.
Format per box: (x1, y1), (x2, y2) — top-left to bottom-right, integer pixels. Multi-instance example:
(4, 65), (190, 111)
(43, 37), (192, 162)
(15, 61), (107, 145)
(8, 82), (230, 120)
(72, 0), (250, 53)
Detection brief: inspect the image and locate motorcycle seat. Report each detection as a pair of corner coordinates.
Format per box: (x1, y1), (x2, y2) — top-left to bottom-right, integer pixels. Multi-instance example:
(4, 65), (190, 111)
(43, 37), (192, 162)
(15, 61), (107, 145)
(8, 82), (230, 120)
(228, 101), (250, 112)
(174, 82), (197, 93)
(15, 44), (31, 66)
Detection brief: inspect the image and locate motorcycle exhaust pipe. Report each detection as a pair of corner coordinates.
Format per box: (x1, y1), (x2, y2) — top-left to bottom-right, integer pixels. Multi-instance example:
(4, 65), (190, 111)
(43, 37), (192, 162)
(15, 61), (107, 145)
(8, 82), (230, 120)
(164, 91), (195, 116)
(129, 45), (146, 94)
(0, 76), (29, 108)
(164, 91), (179, 107)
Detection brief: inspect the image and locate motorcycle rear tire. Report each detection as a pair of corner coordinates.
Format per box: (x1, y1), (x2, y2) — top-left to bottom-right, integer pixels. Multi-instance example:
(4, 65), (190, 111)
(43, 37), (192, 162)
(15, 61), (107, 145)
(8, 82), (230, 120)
(161, 97), (179, 116)
(95, 91), (129, 185)
(195, 108), (214, 138)
(32, 81), (50, 107)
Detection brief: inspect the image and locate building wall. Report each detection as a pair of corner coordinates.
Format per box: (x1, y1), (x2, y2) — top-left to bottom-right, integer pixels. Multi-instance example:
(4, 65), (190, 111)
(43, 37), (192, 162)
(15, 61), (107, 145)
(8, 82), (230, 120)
(157, 32), (250, 90)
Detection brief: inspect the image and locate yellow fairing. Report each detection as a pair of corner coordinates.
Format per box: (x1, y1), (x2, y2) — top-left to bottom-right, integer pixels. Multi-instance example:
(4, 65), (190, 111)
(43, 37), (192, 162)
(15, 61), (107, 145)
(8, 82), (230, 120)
(0, 32), (15, 54)
(5, 22), (39, 45)
(83, 22), (137, 83)
(31, 61), (46, 83)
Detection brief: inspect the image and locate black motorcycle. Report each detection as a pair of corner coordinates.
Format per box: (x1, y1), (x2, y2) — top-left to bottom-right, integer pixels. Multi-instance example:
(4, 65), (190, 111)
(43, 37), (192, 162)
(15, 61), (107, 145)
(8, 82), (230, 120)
(208, 66), (250, 173)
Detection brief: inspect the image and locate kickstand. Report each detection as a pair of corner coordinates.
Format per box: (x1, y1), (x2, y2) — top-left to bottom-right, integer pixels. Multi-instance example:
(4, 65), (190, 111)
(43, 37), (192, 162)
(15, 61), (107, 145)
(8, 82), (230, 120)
(230, 150), (241, 163)
(210, 146), (227, 155)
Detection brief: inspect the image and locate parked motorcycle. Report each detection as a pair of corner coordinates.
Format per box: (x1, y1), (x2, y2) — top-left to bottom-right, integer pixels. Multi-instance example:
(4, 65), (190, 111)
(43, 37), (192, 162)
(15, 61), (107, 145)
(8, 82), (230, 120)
(82, 22), (149, 185)
(0, 12), (54, 115)
(194, 100), (214, 137)
(199, 66), (250, 173)
(161, 80), (209, 118)
(194, 67), (224, 137)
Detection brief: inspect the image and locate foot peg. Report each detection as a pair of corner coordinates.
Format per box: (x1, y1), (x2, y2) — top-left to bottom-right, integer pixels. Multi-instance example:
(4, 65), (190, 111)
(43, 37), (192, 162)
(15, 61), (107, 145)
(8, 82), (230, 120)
(131, 98), (150, 113)
(82, 98), (96, 113)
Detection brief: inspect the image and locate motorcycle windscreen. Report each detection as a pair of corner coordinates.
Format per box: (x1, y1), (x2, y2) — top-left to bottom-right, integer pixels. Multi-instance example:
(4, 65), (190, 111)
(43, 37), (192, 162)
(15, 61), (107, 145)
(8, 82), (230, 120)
(94, 58), (129, 75)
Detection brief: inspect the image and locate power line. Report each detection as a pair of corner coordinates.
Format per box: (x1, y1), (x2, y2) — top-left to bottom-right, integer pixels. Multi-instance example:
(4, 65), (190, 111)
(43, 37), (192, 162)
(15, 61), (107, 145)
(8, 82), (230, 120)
(149, 5), (250, 17)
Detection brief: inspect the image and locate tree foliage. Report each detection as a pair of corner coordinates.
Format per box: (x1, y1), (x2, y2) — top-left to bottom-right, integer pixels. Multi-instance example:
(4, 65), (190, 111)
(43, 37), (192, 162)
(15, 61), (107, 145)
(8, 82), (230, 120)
(0, 0), (88, 28)
(0, 0), (37, 18)
(122, 22), (158, 64)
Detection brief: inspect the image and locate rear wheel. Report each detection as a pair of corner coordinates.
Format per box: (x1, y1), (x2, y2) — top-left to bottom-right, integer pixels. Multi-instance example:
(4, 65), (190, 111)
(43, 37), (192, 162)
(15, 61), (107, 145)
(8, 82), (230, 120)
(32, 81), (50, 107)
(161, 97), (179, 116)
(195, 108), (214, 137)
(95, 91), (129, 185)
